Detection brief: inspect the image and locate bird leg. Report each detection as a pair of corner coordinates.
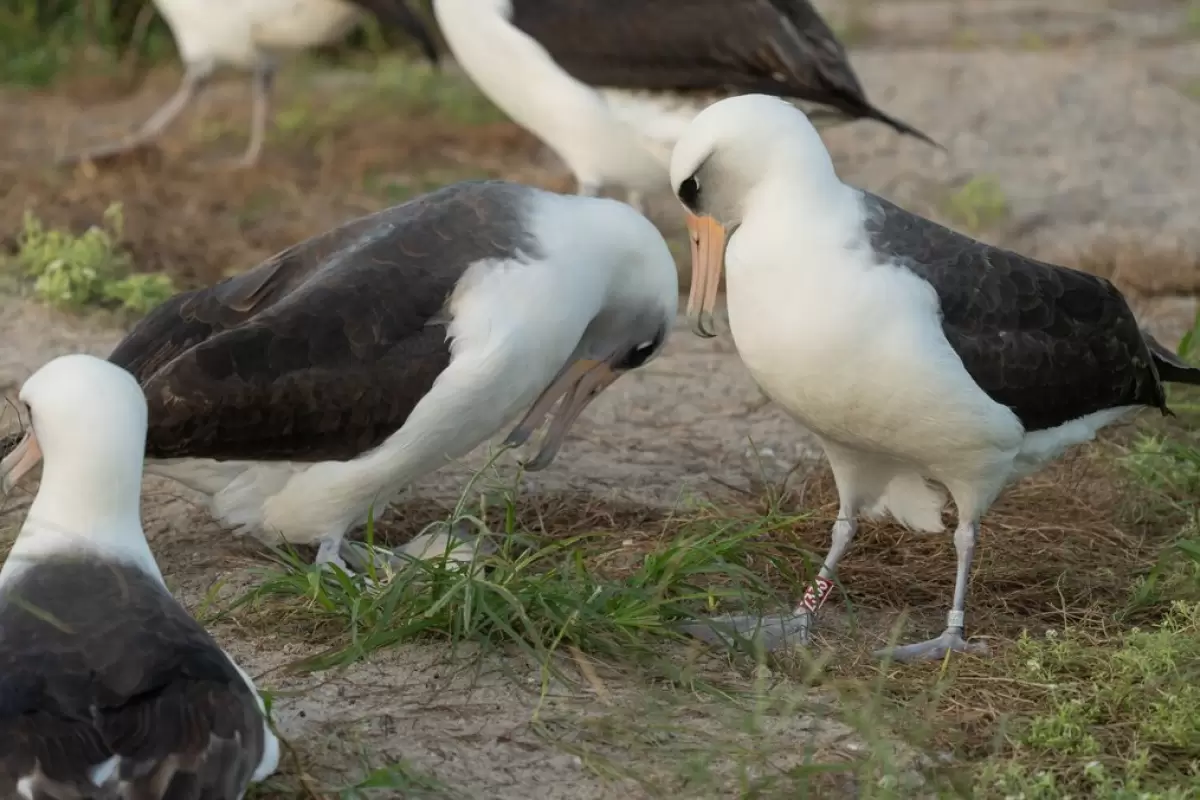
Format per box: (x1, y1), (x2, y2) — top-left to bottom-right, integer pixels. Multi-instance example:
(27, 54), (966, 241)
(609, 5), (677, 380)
(227, 61), (275, 169)
(315, 535), (353, 572)
(57, 61), (214, 164)
(625, 190), (647, 215)
(679, 508), (859, 652)
(874, 519), (990, 662)
(577, 180), (603, 198)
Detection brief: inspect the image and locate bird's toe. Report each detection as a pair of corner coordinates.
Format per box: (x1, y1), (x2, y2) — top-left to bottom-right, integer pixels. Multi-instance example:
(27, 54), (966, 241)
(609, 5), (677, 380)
(874, 630), (989, 663)
(679, 611), (812, 652)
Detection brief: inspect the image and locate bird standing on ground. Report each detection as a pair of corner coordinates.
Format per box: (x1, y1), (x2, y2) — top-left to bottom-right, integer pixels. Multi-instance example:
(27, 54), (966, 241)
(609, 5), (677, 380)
(0, 354), (279, 798)
(59, 0), (440, 168)
(668, 94), (1200, 662)
(1, 181), (678, 575)
(432, 0), (937, 214)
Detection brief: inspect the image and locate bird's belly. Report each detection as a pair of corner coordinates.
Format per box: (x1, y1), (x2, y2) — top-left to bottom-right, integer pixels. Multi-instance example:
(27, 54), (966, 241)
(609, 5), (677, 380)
(154, 0), (260, 65)
(249, 0), (363, 50)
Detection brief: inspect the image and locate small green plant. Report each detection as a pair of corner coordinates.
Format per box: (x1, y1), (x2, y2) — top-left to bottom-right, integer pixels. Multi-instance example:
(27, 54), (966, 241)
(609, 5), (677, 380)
(977, 603), (1200, 798)
(8, 204), (175, 315)
(1187, 0), (1200, 35)
(941, 175), (1011, 233)
(1019, 32), (1049, 51)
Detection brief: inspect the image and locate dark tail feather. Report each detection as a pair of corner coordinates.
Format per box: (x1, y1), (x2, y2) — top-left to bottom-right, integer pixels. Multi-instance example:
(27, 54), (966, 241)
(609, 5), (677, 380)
(1145, 331), (1200, 386)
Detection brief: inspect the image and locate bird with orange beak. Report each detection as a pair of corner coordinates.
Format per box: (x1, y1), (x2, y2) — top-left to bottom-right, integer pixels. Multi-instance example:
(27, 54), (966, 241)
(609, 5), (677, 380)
(667, 94), (1200, 662)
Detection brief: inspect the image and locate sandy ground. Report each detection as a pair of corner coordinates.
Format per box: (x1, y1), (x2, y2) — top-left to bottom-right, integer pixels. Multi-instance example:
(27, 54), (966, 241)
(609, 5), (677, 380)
(1, 1), (1199, 797)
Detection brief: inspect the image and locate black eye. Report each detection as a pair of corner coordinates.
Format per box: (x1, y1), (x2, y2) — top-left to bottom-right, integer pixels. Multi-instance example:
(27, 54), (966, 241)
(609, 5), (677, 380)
(617, 338), (660, 370)
(677, 175), (700, 209)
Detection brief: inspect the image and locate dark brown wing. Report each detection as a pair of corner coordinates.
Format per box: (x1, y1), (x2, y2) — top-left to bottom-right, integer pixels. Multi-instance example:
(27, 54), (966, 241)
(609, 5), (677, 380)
(347, 0), (440, 64)
(508, 0), (935, 144)
(861, 192), (1168, 431)
(0, 560), (266, 799)
(109, 181), (539, 463)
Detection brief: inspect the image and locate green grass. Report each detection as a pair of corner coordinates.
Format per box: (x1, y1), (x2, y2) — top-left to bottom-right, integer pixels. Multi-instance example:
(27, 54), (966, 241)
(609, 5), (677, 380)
(231, 478), (813, 675)
(0, 0), (175, 86)
(1187, 0), (1200, 36)
(369, 56), (507, 126)
(976, 602), (1200, 798)
(249, 756), (459, 800)
(3, 204), (175, 316)
(940, 175), (1011, 234)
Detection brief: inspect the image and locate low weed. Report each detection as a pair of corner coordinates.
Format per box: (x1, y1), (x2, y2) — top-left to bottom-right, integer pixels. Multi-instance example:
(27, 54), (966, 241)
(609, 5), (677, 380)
(5, 204), (175, 316)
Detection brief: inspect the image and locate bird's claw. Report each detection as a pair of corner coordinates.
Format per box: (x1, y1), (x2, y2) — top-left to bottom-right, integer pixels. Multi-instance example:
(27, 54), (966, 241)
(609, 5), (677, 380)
(874, 629), (989, 663)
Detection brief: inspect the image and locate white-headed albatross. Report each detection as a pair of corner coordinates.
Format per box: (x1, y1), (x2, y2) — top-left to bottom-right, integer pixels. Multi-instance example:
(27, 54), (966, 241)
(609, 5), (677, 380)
(0, 354), (279, 797)
(59, 0), (439, 168)
(432, 0), (937, 213)
(668, 94), (1200, 662)
(1, 181), (678, 576)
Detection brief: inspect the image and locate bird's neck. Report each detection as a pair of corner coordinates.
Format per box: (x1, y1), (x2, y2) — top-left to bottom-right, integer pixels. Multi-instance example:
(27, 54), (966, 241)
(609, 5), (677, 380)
(2, 459), (162, 589)
(737, 172), (863, 270)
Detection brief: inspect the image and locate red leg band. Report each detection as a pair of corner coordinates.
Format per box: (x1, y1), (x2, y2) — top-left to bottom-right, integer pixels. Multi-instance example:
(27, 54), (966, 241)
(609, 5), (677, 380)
(801, 575), (834, 613)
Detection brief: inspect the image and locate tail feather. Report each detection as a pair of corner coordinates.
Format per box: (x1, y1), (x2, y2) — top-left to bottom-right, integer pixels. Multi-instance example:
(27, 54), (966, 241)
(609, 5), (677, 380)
(1145, 331), (1200, 386)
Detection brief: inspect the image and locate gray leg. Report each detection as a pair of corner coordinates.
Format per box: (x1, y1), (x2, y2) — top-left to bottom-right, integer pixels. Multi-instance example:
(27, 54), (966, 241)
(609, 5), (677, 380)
(577, 180), (602, 197)
(315, 534), (351, 571)
(874, 519), (990, 662)
(57, 61), (214, 164)
(795, 514), (858, 617)
(231, 61), (275, 168)
(679, 505), (858, 652)
(625, 189), (647, 215)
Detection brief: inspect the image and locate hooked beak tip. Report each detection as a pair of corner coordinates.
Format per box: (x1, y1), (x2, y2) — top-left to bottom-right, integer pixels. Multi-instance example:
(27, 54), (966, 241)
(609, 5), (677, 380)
(690, 311), (718, 339)
(501, 430), (528, 450)
(521, 454), (553, 473)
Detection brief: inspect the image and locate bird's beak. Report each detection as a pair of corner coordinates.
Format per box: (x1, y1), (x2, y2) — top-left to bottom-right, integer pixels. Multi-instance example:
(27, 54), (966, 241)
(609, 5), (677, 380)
(504, 357), (621, 471)
(686, 212), (727, 339)
(0, 433), (42, 496)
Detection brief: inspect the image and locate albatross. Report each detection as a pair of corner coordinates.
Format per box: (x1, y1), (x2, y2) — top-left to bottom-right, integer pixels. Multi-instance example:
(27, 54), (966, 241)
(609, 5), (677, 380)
(59, 0), (439, 168)
(0, 353), (279, 798)
(668, 94), (1200, 662)
(432, 0), (937, 213)
(2, 181), (678, 575)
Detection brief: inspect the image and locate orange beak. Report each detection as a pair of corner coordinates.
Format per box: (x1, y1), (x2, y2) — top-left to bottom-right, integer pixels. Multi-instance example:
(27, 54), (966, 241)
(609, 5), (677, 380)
(0, 433), (42, 495)
(503, 358), (621, 471)
(686, 212), (727, 338)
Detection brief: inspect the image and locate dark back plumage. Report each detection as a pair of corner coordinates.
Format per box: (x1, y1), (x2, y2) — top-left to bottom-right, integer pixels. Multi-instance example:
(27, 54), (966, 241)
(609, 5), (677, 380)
(860, 192), (1200, 431)
(0, 559), (266, 799)
(108, 181), (540, 463)
(507, 0), (935, 144)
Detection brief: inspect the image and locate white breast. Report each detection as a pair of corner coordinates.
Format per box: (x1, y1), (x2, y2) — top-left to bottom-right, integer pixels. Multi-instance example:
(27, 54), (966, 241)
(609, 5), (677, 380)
(724, 220), (1025, 476)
